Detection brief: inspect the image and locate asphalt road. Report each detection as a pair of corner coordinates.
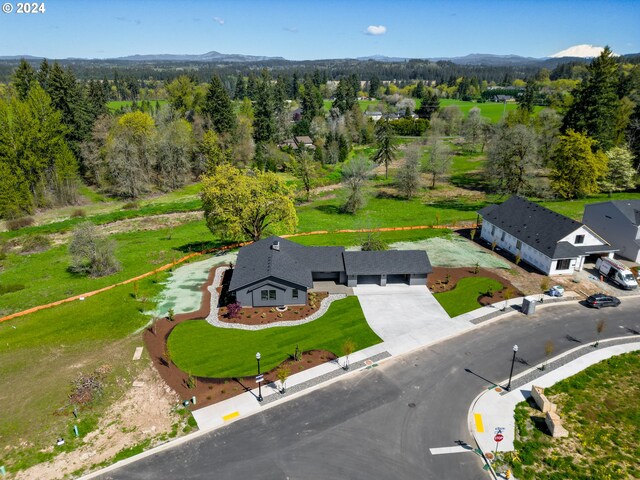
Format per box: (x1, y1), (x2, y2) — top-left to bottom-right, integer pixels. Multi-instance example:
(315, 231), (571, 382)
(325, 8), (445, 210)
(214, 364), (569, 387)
(98, 299), (640, 480)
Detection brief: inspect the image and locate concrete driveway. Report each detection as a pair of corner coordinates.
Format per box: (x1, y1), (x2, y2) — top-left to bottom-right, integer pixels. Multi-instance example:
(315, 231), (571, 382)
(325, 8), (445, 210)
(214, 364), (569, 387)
(353, 284), (475, 355)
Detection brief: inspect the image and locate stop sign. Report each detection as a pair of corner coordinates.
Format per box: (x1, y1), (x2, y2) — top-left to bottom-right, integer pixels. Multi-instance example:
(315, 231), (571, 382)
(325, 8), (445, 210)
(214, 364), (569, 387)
(494, 433), (504, 442)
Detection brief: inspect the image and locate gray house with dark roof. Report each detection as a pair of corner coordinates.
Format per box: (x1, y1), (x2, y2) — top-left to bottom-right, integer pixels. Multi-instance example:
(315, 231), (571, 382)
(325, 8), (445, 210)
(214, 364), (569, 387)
(229, 236), (432, 307)
(478, 196), (615, 276)
(583, 200), (640, 263)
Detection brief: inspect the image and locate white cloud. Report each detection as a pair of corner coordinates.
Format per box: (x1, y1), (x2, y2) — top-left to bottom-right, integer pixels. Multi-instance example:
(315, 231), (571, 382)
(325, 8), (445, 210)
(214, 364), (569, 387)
(283, 26), (299, 33)
(365, 25), (386, 36)
(213, 16), (225, 25)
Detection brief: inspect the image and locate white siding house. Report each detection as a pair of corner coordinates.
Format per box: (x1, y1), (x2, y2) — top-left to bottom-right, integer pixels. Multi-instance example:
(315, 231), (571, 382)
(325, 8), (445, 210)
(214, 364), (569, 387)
(478, 196), (616, 276)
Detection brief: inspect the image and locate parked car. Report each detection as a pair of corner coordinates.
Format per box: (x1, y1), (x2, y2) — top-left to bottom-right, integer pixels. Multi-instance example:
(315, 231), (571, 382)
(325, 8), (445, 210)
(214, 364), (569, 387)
(585, 293), (621, 309)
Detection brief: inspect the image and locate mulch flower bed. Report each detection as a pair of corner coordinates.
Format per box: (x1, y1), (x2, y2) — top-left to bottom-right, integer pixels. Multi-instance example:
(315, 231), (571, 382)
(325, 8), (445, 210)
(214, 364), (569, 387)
(143, 266), (336, 409)
(428, 266), (524, 306)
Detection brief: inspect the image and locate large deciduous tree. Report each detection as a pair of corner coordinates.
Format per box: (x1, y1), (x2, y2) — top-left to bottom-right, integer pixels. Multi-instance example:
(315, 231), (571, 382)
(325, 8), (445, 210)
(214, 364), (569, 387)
(106, 111), (156, 198)
(155, 118), (193, 191)
(290, 151), (320, 200)
(550, 130), (608, 199)
(422, 137), (451, 188)
(486, 123), (539, 195)
(599, 146), (636, 195)
(201, 164), (297, 242)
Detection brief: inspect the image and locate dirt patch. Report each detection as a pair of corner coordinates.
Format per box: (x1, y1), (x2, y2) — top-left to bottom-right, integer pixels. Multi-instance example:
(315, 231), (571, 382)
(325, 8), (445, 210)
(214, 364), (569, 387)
(428, 266), (524, 306)
(14, 366), (181, 480)
(143, 267), (338, 410)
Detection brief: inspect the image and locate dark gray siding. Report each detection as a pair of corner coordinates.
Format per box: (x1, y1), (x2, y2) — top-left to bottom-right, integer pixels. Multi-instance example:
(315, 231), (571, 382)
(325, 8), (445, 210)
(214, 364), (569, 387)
(583, 203), (640, 263)
(409, 274), (427, 285)
(234, 277), (307, 308)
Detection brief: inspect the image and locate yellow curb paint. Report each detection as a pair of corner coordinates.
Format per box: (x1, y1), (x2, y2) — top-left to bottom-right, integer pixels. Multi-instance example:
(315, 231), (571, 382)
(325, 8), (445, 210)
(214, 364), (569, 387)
(474, 413), (485, 433)
(222, 411), (240, 422)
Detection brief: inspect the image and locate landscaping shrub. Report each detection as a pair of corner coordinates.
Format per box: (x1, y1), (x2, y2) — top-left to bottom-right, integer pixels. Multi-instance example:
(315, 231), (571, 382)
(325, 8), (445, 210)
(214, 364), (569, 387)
(6, 216), (35, 231)
(20, 234), (51, 254)
(68, 222), (121, 277)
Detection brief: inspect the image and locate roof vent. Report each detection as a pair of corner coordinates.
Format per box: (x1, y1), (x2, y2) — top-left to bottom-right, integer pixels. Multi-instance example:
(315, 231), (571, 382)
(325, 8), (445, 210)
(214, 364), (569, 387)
(271, 241), (280, 251)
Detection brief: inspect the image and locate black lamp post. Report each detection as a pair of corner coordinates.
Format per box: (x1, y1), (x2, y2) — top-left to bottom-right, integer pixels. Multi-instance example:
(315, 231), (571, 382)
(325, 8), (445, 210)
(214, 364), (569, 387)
(506, 344), (518, 391)
(256, 352), (263, 402)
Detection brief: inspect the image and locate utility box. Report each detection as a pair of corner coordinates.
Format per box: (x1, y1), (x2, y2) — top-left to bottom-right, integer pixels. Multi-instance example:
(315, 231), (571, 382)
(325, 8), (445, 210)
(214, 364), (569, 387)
(522, 298), (537, 315)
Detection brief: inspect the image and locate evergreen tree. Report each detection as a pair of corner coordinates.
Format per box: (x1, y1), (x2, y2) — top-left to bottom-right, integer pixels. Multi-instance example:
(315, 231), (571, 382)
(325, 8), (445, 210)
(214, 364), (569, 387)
(562, 47), (621, 151)
(290, 72), (300, 99)
(233, 76), (246, 100)
(36, 58), (50, 91)
(12, 59), (36, 100)
(253, 70), (276, 144)
(416, 89), (440, 119)
(413, 80), (425, 99)
(246, 72), (258, 100)
(369, 74), (381, 99)
(203, 74), (236, 135)
(333, 76), (358, 114)
(373, 119), (398, 178)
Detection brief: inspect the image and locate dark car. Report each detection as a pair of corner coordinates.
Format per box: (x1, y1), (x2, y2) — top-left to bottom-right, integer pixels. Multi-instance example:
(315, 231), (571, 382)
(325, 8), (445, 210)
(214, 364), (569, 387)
(585, 293), (621, 309)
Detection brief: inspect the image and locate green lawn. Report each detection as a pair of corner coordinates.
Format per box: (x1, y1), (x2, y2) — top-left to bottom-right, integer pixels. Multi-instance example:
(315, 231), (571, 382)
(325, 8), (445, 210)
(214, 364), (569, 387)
(439, 99), (543, 123)
(168, 296), (381, 378)
(0, 277), (161, 472)
(291, 227), (451, 247)
(0, 220), (218, 314)
(323, 99), (381, 112)
(538, 192), (640, 220)
(434, 277), (504, 317)
(505, 351), (640, 480)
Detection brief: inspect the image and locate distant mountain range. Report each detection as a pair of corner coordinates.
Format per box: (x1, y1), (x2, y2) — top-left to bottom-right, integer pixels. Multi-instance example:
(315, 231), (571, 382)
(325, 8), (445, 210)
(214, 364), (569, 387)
(0, 46), (636, 66)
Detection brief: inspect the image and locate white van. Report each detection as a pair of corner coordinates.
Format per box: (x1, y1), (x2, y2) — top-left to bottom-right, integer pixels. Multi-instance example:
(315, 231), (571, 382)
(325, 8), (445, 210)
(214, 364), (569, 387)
(595, 257), (638, 290)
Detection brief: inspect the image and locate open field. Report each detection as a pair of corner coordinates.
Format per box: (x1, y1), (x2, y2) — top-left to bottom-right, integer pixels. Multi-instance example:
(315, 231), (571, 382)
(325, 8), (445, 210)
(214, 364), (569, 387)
(0, 276), (162, 472)
(506, 351), (640, 480)
(439, 99), (544, 122)
(167, 296), (381, 378)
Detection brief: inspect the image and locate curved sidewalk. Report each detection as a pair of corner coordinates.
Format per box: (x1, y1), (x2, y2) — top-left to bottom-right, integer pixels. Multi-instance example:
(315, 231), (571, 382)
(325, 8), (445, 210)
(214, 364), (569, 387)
(469, 337), (640, 461)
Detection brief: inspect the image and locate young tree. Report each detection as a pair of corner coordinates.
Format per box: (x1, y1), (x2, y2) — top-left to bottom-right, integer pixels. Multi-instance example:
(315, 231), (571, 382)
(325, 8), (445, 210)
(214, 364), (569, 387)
(395, 145), (422, 199)
(341, 338), (356, 370)
(373, 119), (398, 178)
(201, 164), (298, 241)
(341, 156), (373, 214)
(68, 222), (120, 277)
(551, 130), (608, 199)
(599, 146), (636, 195)
(461, 107), (484, 152)
(486, 123), (539, 195)
(290, 151), (320, 200)
(203, 74), (236, 135)
(361, 232), (388, 251)
(422, 137), (451, 188)
(276, 365), (290, 393)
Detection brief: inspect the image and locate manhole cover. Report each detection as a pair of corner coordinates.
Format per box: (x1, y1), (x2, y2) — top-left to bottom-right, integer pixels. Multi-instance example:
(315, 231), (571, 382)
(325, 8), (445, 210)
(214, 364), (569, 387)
(408, 403), (416, 408)
(495, 387), (503, 392)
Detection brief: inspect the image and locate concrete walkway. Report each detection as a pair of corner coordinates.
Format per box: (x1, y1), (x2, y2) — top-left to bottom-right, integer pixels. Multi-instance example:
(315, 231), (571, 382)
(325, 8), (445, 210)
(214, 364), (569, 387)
(469, 339), (640, 470)
(353, 284), (473, 355)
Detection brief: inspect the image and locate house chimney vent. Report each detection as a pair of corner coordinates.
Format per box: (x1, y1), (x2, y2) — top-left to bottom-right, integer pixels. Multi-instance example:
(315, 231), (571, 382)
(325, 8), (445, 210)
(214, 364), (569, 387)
(271, 241), (280, 251)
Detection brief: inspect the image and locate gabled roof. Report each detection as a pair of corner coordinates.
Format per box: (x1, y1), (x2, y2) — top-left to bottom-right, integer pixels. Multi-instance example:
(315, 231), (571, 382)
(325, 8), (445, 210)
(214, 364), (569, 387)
(343, 250), (432, 276)
(479, 196), (597, 258)
(605, 200), (640, 226)
(228, 236), (345, 291)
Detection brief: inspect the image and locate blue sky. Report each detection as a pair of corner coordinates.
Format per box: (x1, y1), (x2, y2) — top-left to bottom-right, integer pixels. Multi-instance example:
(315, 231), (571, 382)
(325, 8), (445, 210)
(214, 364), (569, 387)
(0, 0), (638, 59)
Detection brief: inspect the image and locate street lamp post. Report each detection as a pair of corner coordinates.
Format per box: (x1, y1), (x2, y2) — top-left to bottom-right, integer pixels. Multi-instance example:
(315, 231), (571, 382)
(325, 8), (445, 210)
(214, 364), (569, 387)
(256, 352), (263, 402)
(506, 345), (518, 391)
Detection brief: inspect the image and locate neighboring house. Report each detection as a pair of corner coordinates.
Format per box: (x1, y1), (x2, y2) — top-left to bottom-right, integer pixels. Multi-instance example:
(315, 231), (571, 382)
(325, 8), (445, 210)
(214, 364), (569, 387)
(365, 111), (383, 121)
(478, 196), (616, 276)
(492, 94), (514, 102)
(228, 236), (432, 307)
(583, 200), (640, 263)
(294, 136), (314, 149)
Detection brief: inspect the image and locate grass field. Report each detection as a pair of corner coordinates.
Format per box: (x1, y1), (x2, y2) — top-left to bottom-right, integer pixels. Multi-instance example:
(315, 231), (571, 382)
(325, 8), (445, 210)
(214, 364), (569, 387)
(434, 277), (504, 317)
(439, 99), (544, 122)
(0, 276), (162, 472)
(323, 99), (380, 112)
(506, 351), (640, 480)
(168, 296), (382, 378)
